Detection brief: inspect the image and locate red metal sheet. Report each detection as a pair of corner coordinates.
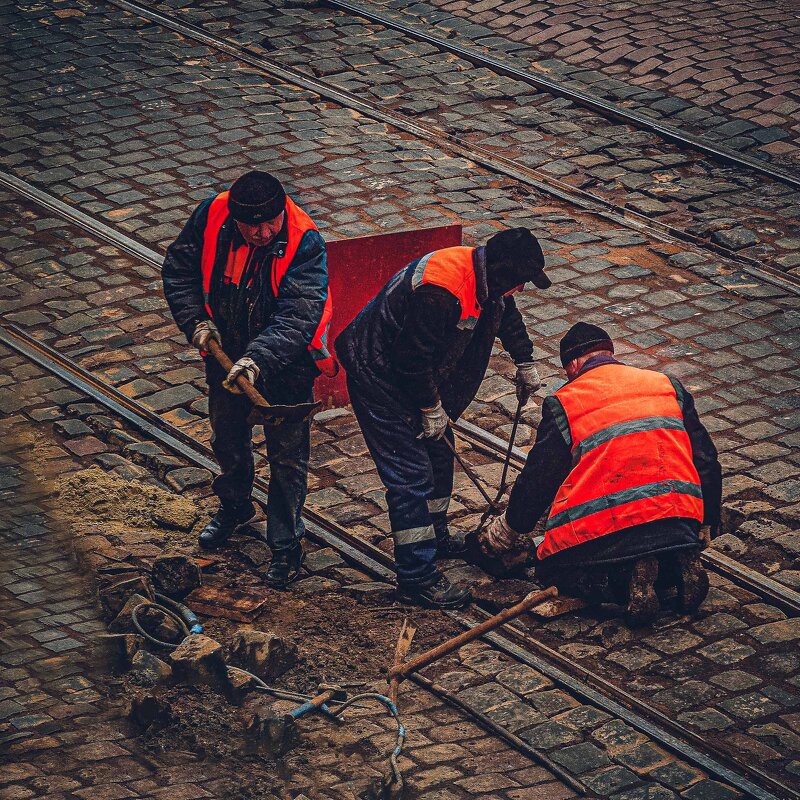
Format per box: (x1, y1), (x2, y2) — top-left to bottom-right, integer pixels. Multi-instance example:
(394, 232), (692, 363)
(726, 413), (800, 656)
(317, 224), (462, 407)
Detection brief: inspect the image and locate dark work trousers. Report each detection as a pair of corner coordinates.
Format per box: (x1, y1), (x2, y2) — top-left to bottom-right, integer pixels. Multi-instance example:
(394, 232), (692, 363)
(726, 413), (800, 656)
(206, 365), (311, 552)
(348, 377), (454, 589)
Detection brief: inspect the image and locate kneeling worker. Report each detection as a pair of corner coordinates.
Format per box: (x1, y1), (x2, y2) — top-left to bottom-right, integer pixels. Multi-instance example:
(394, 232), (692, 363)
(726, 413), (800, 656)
(480, 323), (722, 625)
(336, 228), (552, 609)
(162, 170), (335, 588)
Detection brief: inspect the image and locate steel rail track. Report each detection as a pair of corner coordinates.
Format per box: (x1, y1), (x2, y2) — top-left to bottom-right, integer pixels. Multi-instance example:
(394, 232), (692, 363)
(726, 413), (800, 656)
(3, 163), (794, 616)
(323, 0), (800, 191)
(0, 323), (792, 800)
(454, 418), (800, 617)
(101, 0), (800, 297)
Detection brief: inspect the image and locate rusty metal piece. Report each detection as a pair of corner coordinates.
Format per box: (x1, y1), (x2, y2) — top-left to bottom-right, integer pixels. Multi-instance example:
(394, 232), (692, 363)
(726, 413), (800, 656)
(388, 586), (557, 683)
(205, 339), (320, 425)
(185, 581), (269, 622)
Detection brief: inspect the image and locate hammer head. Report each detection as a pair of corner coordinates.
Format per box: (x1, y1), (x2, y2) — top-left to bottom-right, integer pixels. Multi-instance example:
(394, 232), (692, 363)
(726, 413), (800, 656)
(247, 400), (322, 427)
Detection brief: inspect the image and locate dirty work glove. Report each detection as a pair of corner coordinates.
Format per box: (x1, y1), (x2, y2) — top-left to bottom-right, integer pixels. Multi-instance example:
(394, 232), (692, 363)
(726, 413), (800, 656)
(479, 512), (520, 556)
(191, 319), (221, 352)
(515, 362), (542, 405)
(223, 357), (260, 394)
(420, 401), (449, 440)
(699, 524), (719, 549)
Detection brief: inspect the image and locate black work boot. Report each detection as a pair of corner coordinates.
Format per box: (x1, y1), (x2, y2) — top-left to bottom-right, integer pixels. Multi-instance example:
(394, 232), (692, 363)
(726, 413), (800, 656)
(264, 541), (305, 590)
(398, 574), (472, 609)
(675, 549), (709, 613)
(625, 557), (660, 628)
(198, 502), (257, 550)
(436, 532), (467, 559)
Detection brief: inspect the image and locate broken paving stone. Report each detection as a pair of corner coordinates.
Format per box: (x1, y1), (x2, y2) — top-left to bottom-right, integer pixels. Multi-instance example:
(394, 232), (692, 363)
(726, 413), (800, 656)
(294, 575), (339, 593)
(225, 666), (258, 705)
(230, 629), (298, 680)
(128, 693), (172, 729)
(339, 582), (396, 603)
(710, 227), (759, 250)
(134, 604), (184, 645)
(99, 575), (154, 617)
(104, 633), (145, 667)
(108, 593), (151, 634)
(237, 539), (271, 566)
(129, 650), (173, 686)
(710, 533), (746, 555)
(170, 634), (228, 689)
(151, 550), (201, 599)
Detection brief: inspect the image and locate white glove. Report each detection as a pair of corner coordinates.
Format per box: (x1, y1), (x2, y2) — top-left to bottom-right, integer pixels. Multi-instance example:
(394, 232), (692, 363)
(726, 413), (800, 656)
(191, 320), (221, 352)
(479, 513), (520, 556)
(515, 362), (542, 404)
(223, 357), (260, 394)
(420, 402), (450, 440)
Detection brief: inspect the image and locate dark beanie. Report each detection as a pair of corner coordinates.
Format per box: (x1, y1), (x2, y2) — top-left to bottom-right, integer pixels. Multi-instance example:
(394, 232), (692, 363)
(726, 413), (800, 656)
(228, 171), (286, 224)
(560, 322), (614, 366)
(485, 228), (551, 289)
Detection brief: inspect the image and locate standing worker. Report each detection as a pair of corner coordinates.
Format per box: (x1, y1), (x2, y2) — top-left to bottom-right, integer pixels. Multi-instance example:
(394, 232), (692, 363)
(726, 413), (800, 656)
(480, 323), (722, 626)
(162, 170), (336, 588)
(335, 228), (551, 609)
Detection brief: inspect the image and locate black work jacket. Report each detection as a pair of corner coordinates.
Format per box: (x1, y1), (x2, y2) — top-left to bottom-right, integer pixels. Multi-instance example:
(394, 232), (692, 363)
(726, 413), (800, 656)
(335, 247), (534, 419)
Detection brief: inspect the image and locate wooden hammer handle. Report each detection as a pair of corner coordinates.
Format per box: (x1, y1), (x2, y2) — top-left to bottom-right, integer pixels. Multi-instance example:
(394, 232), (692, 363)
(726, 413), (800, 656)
(205, 338), (269, 409)
(388, 586), (558, 681)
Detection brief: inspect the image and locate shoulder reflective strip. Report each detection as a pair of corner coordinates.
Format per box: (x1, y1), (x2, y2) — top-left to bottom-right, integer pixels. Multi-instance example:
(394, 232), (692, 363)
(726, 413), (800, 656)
(427, 497), (450, 514)
(456, 316), (478, 330)
(548, 397), (572, 449)
(669, 377), (685, 410)
(573, 416), (686, 460)
(546, 480), (703, 531)
(394, 524), (436, 546)
(411, 252), (435, 290)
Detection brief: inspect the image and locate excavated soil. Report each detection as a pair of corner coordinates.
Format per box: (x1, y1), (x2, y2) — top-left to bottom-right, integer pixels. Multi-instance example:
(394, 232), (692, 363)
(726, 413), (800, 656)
(57, 466), (202, 536)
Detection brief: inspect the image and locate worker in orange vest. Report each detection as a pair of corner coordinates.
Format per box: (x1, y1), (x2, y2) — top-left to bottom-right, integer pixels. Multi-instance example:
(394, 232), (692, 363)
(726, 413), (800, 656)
(162, 171), (335, 589)
(336, 229), (551, 609)
(480, 323), (722, 626)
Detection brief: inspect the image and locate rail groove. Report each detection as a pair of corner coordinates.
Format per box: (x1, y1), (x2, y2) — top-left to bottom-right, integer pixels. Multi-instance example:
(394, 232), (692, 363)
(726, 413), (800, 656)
(324, 0), (800, 190)
(0, 322), (793, 800)
(101, 0), (800, 297)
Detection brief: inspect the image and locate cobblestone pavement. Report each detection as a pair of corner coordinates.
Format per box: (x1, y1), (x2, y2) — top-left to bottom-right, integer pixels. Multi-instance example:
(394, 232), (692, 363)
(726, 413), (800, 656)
(348, 0), (800, 166)
(0, 1), (800, 794)
(0, 373), (577, 799)
(4, 1), (800, 280)
(0, 346), (765, 800)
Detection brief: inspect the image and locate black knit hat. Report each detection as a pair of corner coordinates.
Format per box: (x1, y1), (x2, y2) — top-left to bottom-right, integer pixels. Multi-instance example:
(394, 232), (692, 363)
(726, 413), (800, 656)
(559, 322), (614, 366)
(228, 171), (286, 224)
(485, 228), (551, 289)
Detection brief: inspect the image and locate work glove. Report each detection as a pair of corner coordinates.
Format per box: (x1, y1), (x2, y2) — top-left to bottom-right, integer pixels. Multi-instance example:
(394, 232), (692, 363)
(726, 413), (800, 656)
(699, 524), (719, 549)
(223, 357), (260, 394)
(479, 512), (520, 556)
(419, 401), (449, 440)
(191, 319), (221, 352)
(514, 362), (542, 405)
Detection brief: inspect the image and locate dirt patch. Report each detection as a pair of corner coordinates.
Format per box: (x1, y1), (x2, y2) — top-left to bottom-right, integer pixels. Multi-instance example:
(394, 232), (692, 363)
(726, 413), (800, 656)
(57, 466), (201, 534)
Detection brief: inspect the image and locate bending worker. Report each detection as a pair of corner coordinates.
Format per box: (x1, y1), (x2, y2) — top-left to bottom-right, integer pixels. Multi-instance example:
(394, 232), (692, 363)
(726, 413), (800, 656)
(336, 228), (552, 609)
(480, 322), (722, 626)
(162, 170), (335, 589)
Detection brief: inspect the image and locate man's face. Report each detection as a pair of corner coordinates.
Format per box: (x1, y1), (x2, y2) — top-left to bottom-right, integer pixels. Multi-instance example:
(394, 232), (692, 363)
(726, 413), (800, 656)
(236, 211), (285, 247)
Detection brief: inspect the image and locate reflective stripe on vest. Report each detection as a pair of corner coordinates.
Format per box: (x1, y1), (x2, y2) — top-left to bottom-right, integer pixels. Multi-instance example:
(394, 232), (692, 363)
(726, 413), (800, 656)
(199, 192), (337, 377)
(411, 246), (481, 329)
(538, 363), (704, 560)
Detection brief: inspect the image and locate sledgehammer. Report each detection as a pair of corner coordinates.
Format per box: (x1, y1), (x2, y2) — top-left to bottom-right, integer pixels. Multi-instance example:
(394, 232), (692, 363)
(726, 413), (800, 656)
(387, 586), (557, 686)
(205, 339), (321, 426)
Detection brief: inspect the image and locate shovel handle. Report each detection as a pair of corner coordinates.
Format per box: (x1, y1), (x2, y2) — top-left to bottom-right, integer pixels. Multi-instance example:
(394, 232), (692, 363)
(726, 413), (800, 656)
(205, 338), (269, 409)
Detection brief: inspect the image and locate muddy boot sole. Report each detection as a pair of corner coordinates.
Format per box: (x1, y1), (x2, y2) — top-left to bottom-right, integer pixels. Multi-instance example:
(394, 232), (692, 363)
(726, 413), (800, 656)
(676, 549), (709, 613)
(625, 557), (660, 628)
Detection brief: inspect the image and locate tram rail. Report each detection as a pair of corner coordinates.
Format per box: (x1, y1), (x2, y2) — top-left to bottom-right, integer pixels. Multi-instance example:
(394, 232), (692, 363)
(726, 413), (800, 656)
(101, 0), (800, 297)
(1, 321), (796, 800)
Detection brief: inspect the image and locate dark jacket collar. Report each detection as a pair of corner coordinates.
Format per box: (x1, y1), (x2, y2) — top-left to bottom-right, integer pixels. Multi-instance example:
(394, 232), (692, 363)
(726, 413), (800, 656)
(575, 352), (619, 379)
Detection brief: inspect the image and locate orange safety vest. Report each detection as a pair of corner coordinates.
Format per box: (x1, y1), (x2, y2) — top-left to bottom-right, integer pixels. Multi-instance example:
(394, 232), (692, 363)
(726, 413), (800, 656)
(538, 363), (704, 560)
(199, 191), (337, 377)
(411, 246), (481, 328)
